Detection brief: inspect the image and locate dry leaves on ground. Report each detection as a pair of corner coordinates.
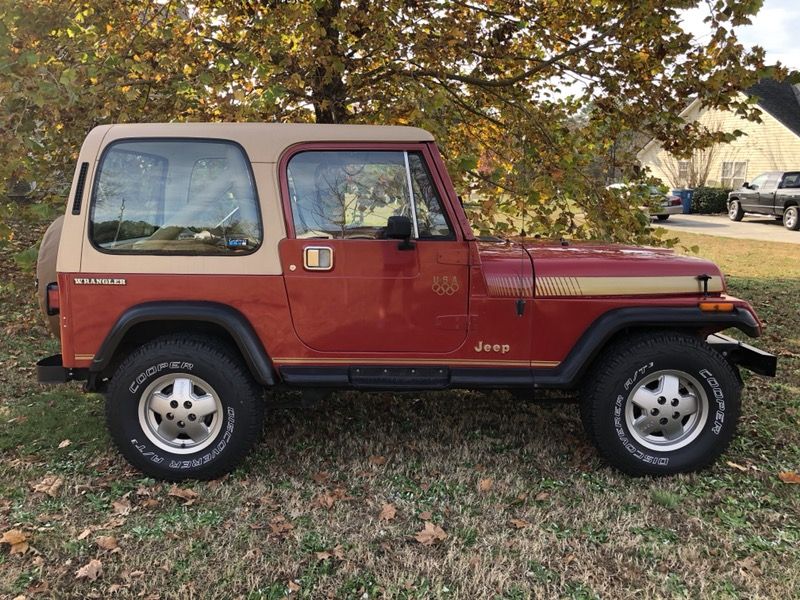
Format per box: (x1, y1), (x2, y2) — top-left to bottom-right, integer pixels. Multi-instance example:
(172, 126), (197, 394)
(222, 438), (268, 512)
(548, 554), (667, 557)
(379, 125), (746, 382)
(1, 529), (30, 555)
(314, 487), (353, 510)
(415, 522), (447, 546)
(58, 439), (71, 448)
(168, 486), (199, 505)
(32, 475), (63, 498)
(727, 461), (749, 472)
(269, 515), (294, 538)
(96, 536), (119, 552)
(75, 558), (102, 581)
(478, 478), (493, 493)
(778, 471), (800, 484)
(111, 498), (132, 516)
(509, 518), (530, 530)
(315, 545), (345, 561)
(418, 511), (432, 521)
(379, 503), (397, 522)
(369, 455), (387, 466)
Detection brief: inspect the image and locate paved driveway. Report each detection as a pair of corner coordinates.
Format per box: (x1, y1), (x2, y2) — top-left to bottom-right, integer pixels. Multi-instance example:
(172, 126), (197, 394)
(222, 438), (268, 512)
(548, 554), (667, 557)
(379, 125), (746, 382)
(659, 214), (800, 245)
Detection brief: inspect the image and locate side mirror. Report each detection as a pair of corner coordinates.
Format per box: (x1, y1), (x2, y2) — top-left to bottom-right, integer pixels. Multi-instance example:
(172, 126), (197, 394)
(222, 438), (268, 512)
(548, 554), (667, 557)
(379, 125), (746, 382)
(385, 215), (415, 250)
(743, 182), (750, 189)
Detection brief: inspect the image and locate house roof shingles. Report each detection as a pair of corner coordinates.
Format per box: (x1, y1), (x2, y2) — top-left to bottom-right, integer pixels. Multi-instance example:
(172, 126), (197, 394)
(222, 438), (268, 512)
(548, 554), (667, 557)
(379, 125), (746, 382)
(747, 78), (800, 138)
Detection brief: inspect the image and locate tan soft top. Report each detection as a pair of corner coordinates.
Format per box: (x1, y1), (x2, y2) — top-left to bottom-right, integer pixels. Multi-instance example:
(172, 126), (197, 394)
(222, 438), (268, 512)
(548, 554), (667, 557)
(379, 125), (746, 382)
(95, 123), (435, 163)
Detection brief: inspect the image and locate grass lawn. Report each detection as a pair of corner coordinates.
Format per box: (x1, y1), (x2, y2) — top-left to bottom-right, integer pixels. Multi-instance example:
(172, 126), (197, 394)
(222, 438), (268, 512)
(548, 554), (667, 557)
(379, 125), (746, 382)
(1, 226), (798, 599)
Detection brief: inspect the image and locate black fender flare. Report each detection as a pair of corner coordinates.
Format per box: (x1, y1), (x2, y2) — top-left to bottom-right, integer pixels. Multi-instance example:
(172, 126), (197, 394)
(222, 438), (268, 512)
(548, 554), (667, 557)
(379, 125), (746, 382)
(533, 306), (761, 389)
(91, 301), (276, 386)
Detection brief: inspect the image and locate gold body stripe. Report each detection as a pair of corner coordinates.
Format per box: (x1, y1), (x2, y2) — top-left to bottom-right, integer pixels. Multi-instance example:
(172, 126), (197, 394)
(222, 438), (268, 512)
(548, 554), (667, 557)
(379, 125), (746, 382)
(74, 354), (94, 360)
(536, 275), (722, 297)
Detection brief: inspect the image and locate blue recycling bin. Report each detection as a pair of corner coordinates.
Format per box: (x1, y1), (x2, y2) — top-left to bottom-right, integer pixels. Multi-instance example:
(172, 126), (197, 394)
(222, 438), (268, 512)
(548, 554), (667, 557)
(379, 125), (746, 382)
(671, 189), (694, 214)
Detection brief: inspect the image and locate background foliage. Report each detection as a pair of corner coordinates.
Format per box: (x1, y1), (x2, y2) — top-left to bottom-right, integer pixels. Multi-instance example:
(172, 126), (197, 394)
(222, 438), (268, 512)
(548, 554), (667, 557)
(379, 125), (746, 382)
(0, 0), (782, 244)
(691, 186), (731, 214)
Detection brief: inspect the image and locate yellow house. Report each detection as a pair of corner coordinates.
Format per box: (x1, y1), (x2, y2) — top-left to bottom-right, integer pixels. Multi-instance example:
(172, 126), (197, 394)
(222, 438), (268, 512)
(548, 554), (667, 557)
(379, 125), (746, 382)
(637, 79), (800, 190)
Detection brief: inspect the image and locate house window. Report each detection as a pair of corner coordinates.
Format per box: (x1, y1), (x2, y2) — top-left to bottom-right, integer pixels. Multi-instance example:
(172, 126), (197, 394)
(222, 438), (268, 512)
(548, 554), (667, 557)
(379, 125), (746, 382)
(720, 161), (747, 189)
(677, 161), (690, 186)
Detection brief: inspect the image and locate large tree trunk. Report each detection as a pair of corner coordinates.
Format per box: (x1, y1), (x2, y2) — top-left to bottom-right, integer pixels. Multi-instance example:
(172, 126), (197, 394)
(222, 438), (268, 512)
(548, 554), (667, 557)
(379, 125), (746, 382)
(311, 0), (348, 123)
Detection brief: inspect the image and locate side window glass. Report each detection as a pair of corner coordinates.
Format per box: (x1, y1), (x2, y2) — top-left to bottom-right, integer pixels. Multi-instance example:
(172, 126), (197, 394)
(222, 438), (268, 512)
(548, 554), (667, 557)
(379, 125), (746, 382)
(781, 173), (800, 189)
(90, 140), (261, 254)
(408, 153), (454, 238)
(287, 151), (412, 239)
(749, 174), (767, 189)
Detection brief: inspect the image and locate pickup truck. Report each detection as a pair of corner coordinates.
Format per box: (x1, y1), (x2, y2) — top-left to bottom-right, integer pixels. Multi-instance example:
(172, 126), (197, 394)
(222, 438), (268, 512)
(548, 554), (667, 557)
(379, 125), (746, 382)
(35, 123), (776, 481)
(727, 170), (800, 230)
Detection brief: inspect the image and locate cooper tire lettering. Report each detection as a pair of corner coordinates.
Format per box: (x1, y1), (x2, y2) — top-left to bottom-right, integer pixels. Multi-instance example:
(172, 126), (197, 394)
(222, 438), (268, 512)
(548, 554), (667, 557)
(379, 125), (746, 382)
(580, 332), (741, 476)
(107, 336), (263, 481)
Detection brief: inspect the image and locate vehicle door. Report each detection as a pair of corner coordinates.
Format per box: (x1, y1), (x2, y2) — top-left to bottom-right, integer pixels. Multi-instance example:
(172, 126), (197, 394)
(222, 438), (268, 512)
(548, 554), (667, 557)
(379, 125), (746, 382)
(776, 172), (800, 215)
(739, 173), (767, 212)
(756, 172), (781, 213)
(278, 144), (470, 353)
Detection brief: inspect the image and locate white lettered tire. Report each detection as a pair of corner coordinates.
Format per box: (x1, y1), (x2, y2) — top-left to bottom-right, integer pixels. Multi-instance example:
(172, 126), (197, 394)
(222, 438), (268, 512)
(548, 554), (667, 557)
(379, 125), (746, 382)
(106, 335), (264, 480)
(580, 332), (741, 476)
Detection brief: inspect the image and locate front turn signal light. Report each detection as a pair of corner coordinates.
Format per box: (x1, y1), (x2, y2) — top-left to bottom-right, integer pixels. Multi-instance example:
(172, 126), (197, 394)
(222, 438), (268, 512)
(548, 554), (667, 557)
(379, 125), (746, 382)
(699, 301), (735, 313)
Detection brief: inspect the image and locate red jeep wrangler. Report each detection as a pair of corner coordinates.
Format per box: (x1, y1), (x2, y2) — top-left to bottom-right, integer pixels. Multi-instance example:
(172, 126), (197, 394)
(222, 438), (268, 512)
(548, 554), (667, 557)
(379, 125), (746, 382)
(36, 123), (776, 481)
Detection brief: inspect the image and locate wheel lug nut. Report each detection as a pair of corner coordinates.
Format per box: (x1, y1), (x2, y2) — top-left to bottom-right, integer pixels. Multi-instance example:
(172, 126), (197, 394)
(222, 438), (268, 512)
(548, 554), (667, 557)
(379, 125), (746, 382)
(673, 411), (681, 419)
(170, 400), (178, 409)
(671, 398), (679, 406)
(650, 408), (660, 416)
(188, 414), (196, 421)
(657, 397), (666, 405)
(166, 412), (174, 420)
(183, 401), (192, 409)
(177, 420), (185, 428)
(659, 417), (668, 425)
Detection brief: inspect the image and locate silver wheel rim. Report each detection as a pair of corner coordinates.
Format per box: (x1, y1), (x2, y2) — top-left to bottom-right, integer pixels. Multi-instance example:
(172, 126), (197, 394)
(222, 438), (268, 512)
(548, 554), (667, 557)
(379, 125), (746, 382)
(729, 202), (738, 218)
(624, 370), (708, 452)
(786, 208), (797, 228)
(138, 373), (224, 454)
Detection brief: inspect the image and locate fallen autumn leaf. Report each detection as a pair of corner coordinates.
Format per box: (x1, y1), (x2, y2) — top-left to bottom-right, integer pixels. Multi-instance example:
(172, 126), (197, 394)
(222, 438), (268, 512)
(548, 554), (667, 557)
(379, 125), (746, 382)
(32, 475), (63, 498)
(379, 503), (397, 522)
(1, 529), (29, 555)
(778, 471), (800, 484)
(415, 522), (447, 546)
(75, 558), (102, 581)
(168, 486), (199, 505)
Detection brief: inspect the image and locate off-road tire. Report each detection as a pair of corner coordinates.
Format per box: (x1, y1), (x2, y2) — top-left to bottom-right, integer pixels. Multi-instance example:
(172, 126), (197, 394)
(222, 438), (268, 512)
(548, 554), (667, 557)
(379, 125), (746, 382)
(728, 200), (744, 221)
(580, 332), (741, 476)
(106, 335), (264, 481)
(783, 205), (800, 231)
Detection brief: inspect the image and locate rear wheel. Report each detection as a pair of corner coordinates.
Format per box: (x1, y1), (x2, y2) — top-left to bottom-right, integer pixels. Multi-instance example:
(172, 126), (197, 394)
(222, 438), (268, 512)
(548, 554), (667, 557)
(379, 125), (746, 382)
(728, 200), (744, 221)
(783, 205), (800, 230)
(656, 214), (669, 221)
(580, 332), (741, 476)
(106, 335), (264, 480)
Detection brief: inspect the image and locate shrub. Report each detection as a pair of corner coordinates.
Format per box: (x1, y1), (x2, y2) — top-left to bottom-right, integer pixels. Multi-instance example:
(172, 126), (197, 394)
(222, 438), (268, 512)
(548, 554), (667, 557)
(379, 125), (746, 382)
(691, 187), (731, 214)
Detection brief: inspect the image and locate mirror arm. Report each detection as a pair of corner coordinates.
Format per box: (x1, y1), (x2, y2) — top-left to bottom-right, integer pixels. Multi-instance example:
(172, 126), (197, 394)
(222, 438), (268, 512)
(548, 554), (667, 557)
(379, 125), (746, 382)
(398, 237), (416, 251)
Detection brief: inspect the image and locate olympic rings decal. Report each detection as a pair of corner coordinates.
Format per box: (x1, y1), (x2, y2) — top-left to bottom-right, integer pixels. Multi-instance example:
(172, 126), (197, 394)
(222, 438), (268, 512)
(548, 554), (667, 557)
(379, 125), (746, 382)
(432, 275), (460, 296)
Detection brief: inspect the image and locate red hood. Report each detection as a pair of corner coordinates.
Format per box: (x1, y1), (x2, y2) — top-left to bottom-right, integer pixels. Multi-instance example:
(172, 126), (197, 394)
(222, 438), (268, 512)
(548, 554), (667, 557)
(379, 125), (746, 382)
(476, 239), (725, 297)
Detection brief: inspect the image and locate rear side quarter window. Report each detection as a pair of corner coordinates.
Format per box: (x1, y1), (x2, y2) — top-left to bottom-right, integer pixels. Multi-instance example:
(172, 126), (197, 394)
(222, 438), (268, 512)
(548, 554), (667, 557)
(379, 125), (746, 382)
(90, 139), (262, 255)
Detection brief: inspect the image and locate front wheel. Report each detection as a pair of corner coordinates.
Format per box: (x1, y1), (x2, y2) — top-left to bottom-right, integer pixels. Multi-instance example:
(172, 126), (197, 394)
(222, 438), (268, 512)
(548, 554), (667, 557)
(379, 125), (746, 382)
(580, 332), (741, 476)
(728, 200), (744, 221)
(656, 214), (669, 221)
(783, 205), (800, 230)
(106, 336), (264, 480)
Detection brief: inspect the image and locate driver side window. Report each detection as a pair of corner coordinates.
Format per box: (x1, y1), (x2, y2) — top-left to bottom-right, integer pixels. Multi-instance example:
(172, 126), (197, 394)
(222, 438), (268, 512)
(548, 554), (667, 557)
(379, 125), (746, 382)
(748, 174), (768, 190)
